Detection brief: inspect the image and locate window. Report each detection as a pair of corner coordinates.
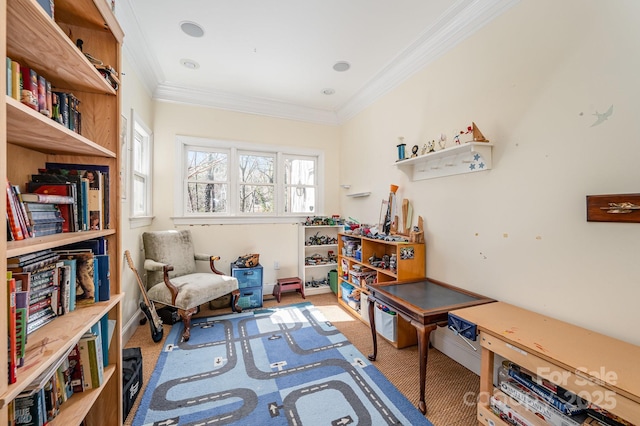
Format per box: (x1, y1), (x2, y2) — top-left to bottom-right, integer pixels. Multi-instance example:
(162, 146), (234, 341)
(130, 112), (153, 226)
(175, 136), (323, 224)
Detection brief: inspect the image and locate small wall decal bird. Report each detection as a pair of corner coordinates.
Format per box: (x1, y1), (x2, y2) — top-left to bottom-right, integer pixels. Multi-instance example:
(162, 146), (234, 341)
(591, 104), (613, 127)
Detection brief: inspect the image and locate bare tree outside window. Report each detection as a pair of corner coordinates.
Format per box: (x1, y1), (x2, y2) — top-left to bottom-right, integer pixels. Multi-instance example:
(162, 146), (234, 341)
(187, 150), (228, 213)
(239, 153), (274, 213)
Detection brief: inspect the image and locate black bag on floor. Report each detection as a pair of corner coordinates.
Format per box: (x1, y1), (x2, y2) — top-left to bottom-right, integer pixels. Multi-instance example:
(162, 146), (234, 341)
(123, 347), (143, 419)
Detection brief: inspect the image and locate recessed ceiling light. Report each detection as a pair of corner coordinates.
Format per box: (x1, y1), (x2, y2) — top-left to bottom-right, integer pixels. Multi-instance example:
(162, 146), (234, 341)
(180, 58), (200, 69)
(180, 21), (205, 37)
(322, 88), (335, 95)
(333, 61), (350, 72)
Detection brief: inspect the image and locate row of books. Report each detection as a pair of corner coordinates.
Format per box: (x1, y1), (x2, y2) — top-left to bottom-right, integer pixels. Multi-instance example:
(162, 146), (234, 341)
(494, 361), (633, 426)
(7, 320), (109, 426)
(6, 241), (110, 384)
(5, 162), (110, 241)
(6, 57), (82, 134)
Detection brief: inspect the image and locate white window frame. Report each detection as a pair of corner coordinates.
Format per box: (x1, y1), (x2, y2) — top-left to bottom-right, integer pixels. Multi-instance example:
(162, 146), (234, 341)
(173, 135), (324, 225)
(129, 110), (154, 228)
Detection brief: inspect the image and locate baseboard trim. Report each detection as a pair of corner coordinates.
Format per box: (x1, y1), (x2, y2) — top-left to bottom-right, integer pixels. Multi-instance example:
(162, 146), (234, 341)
(122, 308), (145, 346)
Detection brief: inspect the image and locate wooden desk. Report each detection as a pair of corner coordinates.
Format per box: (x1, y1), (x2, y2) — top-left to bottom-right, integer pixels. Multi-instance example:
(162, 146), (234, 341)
(366, 278), (495, 414)
(452, 302), (640, 426)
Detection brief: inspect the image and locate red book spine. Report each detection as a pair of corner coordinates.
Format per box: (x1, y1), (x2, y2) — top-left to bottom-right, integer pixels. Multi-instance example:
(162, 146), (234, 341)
(6, 180), (25, 240)
(19, 66), (38, 110)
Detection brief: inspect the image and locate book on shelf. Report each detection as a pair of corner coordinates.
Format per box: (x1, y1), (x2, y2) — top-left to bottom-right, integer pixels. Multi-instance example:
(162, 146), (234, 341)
(20, 66), (39, 111)
(26, 308), (57, 335)
(37, 75), (49, 117)
(26, 182), (76, 233)
(500, 380), (587, 426)
(55, 250), (95, 306)
(11, 59), (21, 101)
(29, 176), (82, 232)
(67, 344), (85, 394)
(506, 363), (586, 415)
(59, 236), (107, 255)
(14, 387), (47, 426)
(96, 254), (110, 302)
(8, 272), (18, 384)
(78, 331), (104, 389)
(58, 263), (72, 315)
(12, 184), (34, 239)
(8, 251), (60, 273)
(7, 180), (26, 241)
(45, 162), (111, 230)
(61, 258), (77, 312)
(15, 290), (29, 368)
(8, 250), (59, 269)
(20, 193), (74, 204)
(13, 345), (75, 425)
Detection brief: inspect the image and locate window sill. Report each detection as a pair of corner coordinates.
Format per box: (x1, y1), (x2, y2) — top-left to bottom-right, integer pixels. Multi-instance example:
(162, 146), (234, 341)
(130, 215), (154, 228)
(172, 215), (310, 226)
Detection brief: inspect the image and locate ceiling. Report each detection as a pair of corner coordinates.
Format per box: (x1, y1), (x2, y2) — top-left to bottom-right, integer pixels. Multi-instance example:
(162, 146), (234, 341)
(116, 0), (517, 125)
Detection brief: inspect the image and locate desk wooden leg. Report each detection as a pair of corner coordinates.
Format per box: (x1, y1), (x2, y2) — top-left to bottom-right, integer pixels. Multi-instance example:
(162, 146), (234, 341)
(414, 322), (437, 415)
(367, 296), (378, 361)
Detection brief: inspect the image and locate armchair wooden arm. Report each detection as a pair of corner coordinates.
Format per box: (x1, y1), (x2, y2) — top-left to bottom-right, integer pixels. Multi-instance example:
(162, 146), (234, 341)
(194, 254), (224, 275)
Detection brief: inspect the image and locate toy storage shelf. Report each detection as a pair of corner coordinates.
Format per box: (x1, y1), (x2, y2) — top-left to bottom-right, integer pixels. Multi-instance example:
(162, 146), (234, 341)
(299, 225), (341, 296)
(452, 302), (640, 426)
(337, 233), (425, 349)
(395, 142), (493, 181)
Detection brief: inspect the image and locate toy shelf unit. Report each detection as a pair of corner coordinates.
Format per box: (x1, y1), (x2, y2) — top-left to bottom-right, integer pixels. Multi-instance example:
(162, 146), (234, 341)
(395, 142), (493, 181)
(299, 224), (341, 296)
(452, 302), (640, 426)
(2, 0), (124, 424)
(337, 233), (425, 349)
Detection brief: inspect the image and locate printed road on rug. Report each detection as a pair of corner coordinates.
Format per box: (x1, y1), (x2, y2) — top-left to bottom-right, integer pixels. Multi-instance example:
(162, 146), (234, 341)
(133, 302), (432, 425)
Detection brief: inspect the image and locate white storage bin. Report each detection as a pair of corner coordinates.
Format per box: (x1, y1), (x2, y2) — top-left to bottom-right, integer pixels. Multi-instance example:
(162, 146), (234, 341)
(374, 303), (397, 342)
(360, 294), (370, 324)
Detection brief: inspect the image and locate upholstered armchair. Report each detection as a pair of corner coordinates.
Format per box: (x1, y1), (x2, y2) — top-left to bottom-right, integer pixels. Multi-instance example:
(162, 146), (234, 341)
(142, 229), (241, 341)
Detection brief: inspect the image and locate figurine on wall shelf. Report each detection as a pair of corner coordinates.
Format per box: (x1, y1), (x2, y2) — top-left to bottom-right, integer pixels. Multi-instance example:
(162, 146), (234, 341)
(438, 133), (447, 150)
(454, 122), (490, 144)
(427, 140), (435, 153)
(396, 137), (406, 161)
(421, 144), (428, 155)
(411, 145), (419, 157)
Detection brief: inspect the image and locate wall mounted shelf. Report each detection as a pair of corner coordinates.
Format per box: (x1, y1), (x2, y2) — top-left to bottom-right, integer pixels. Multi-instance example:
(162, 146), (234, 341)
(394, 142), (493, 181)
(346, 192), (371, 198)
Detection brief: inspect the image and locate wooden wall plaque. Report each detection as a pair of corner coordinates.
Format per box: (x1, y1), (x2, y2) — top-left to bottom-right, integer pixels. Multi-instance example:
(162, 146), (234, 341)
(586, 193), (640, 223)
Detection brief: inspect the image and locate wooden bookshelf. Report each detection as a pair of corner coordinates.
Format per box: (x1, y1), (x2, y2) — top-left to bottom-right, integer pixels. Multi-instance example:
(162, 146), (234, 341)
(2, 0), (123, 424)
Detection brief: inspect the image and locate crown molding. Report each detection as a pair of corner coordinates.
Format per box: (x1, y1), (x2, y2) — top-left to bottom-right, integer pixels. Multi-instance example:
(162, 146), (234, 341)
(335, 0), (520, 123)
(117, 0), (519, 125)
(116, 0), (165, 97)
(154, 83), (340, 126)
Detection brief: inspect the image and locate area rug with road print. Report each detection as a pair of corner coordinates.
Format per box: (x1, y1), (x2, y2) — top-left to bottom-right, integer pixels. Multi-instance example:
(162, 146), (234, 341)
(133, 301), (432, 425)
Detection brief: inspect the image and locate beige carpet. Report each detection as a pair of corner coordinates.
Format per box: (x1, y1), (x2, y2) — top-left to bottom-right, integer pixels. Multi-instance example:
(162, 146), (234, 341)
(124, 292), (479, 426)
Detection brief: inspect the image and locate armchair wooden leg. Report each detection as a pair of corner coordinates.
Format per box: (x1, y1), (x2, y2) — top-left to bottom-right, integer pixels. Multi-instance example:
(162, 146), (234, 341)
(178, 307), (198, 341)
(231, 289), (242, 313)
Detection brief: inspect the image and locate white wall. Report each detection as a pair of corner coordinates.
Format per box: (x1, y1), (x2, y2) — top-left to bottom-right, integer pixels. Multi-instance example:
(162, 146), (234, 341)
(341, 0), (640, 345)
(150, 102), (341, 287)
(119, 56), (155, 340)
